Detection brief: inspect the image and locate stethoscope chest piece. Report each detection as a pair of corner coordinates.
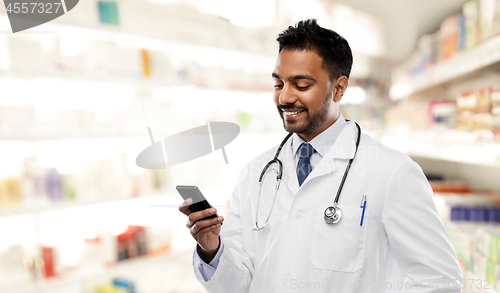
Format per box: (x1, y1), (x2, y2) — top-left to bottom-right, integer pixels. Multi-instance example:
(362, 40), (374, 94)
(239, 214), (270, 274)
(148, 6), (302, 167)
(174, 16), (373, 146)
(324, 206), (342, 224)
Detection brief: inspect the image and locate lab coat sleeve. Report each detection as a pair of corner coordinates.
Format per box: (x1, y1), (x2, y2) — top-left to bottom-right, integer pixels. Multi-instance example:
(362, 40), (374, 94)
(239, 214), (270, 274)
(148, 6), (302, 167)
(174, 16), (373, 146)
(192, 164), (254, 293)
(193, 241), (225, 281)
(381, 157), (463, 293)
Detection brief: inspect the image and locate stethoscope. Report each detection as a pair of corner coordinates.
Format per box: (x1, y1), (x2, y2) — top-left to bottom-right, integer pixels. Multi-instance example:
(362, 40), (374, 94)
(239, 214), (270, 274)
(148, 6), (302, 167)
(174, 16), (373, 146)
(253, 121), (361, 231)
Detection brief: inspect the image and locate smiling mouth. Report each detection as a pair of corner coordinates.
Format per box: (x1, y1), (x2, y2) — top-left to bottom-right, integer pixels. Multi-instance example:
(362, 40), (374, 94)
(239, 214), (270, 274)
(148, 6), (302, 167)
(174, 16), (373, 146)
(282, 109), (305, 116)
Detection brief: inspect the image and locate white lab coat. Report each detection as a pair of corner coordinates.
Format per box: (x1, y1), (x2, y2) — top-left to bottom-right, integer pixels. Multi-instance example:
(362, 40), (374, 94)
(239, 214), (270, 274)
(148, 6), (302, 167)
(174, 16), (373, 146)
(193, 121), (463, 293)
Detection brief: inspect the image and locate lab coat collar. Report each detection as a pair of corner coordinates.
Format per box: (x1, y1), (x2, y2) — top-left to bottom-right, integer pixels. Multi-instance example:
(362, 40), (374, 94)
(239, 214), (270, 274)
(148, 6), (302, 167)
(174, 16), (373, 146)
(282, 120), (359, 194)
(290, 113), (347, 159)
(325, 120), (358, 160)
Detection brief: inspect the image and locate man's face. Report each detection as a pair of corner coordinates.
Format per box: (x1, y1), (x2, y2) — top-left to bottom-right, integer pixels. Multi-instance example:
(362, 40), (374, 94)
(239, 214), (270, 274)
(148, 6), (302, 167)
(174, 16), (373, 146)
(272, 49), (341, 142)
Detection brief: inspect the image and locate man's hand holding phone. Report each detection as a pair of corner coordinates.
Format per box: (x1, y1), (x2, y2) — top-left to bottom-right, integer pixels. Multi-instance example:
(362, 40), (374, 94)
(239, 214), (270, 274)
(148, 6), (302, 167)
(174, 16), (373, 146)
(177, 186), (224, 263)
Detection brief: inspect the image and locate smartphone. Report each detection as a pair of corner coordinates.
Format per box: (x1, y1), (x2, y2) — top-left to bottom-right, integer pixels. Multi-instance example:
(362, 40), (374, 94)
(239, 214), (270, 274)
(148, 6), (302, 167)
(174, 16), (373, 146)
(176, 185), (218, 221)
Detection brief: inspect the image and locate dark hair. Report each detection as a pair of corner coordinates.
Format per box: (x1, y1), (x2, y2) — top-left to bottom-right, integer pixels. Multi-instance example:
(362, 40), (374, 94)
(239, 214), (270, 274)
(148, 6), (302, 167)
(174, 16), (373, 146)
(277, 19), (353, 80)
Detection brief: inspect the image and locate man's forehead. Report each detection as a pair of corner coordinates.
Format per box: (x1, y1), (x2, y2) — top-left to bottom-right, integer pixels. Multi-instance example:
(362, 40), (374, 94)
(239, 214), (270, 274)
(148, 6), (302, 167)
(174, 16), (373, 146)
(273, 49), (324, 79)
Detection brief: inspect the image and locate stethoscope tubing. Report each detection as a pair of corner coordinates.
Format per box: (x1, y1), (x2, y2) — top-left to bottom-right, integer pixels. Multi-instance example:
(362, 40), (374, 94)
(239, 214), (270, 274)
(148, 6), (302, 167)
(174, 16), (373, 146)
(332, 122), (361, 206)
(258, 132), (292, 185)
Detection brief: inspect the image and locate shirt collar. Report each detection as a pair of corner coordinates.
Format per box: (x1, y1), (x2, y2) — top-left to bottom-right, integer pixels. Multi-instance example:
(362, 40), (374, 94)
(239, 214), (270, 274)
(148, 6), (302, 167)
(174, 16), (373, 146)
(291, 113), (347, 159)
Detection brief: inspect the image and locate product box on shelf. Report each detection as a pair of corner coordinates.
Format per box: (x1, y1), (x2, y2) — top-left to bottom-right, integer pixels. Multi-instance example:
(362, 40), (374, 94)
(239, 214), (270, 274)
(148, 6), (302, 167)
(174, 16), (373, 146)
(440, 14), (461, 61)
(493, 0), (500, 38)
(41, 246), (58, 278)
(0, 178), (22, 208)
(492, 85), (500, 141)
(392, 0), (500, 85)
(472, 227), (500, 282)
(417, 33), (438, 70)
(116, 225), (151, 261)
(0, 245), (33, 287)
(428, 100), (458, 130)
(456, 87), (496, 134)
(436, 191), (500, 283)
(430, 181), (472, 194)
(464, 0), (480, 50)
(479, 0), (500, 42)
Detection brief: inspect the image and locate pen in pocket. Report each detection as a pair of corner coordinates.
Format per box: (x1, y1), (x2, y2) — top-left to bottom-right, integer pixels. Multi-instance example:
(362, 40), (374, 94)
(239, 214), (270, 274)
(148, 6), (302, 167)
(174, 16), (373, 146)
(360, 195), (366, 226)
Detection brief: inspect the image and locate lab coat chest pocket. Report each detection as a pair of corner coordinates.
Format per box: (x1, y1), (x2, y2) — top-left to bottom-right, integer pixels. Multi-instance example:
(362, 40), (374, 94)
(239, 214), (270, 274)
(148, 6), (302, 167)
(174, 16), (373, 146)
(310, 206), (369, 272)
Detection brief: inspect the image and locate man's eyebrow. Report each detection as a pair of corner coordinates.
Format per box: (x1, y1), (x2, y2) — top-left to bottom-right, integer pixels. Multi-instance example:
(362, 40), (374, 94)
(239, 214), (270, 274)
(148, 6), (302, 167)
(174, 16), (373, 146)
(289, 74), (316, 82)
(271, 73), (316, 82)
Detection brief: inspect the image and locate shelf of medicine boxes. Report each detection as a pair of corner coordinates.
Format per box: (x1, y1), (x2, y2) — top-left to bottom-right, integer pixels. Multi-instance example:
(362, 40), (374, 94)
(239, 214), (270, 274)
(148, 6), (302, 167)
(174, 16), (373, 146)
(2, 246), (176, 293)
(0, 2), (278, 84)
(0, 2), (277, 95)
(0, 52), (275, 103)
(0, 0), (278, 56)
(0, 194), (228, 292)
(389, 34), (500, 100)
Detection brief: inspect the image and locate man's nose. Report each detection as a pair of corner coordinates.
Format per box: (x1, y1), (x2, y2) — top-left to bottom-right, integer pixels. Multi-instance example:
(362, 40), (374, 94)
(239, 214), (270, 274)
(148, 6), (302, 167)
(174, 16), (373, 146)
(279, 84), (297, 105)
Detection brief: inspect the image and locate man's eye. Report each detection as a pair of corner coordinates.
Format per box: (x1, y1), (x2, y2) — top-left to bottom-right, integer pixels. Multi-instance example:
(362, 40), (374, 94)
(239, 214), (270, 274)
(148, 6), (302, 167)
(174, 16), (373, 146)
(296, 85), (310, 90)
(274, 84), (283, 89)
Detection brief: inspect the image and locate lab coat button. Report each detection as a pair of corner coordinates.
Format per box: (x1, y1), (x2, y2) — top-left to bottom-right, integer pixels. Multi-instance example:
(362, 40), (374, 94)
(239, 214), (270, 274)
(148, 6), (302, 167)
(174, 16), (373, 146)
(293, 212), (302, 220)
(283, 274), (291, 284)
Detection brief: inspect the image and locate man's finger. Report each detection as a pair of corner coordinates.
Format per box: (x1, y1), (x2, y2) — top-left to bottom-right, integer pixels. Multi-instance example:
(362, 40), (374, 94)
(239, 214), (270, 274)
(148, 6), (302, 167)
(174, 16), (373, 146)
(179, 198), (193, 215)
(186, 208), (218, 229)
(195, 222), (222, 237)
(190, 216), (223, 236)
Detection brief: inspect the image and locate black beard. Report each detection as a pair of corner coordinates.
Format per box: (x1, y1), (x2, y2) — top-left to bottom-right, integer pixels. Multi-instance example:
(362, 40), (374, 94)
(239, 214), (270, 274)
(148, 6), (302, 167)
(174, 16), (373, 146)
(279, 90), (332, 134)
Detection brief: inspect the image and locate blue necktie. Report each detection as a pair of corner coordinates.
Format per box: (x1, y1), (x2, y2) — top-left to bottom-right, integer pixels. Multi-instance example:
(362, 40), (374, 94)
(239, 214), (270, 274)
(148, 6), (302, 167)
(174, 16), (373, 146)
(297, 143), (315, 186)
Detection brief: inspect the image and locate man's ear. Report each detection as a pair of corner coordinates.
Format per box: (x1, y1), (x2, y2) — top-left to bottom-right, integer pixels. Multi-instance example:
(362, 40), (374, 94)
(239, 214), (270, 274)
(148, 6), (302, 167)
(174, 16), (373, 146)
(333, 76), (348, 102)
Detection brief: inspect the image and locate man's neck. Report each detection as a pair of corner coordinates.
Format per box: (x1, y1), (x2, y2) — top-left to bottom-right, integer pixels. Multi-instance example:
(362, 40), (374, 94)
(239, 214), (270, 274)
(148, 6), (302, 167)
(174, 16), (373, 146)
(297, 115), (339, 142)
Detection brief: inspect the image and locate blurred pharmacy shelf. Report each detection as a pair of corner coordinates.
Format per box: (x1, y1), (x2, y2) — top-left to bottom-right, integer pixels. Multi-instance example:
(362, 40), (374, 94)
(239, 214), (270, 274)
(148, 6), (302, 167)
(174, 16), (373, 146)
(0, 193), (132, 217)
(0, 191), (228, 293)
(435, 192), (500, 293)
(386, 0), (500, 198)
(0, 0), (277, 57)
(390, 35), (500, 100)
(1, 248), (205, 293)
(380, 134), (500, 167)
(1, 252), (164, 293)
(0, 1), (277, 93)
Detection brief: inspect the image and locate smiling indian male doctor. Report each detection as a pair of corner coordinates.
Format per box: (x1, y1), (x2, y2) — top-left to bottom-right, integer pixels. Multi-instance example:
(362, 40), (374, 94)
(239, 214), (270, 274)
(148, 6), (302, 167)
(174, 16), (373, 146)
(179, 19), (463, 292)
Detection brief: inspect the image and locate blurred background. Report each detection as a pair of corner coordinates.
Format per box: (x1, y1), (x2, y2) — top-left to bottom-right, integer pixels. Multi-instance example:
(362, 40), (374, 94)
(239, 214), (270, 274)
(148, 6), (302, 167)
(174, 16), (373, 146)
(0, 0), (500, 292)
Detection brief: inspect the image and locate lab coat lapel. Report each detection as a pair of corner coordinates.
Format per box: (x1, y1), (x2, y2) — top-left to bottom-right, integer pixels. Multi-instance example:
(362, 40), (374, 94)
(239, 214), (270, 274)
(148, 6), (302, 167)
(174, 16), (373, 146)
(300, 122), (358, 187)
(281, 137), (300, 196)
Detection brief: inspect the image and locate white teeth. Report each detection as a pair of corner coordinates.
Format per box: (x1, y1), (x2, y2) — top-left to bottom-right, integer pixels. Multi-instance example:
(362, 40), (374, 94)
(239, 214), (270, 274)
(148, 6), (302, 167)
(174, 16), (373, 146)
(284, 111), (302, 115)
